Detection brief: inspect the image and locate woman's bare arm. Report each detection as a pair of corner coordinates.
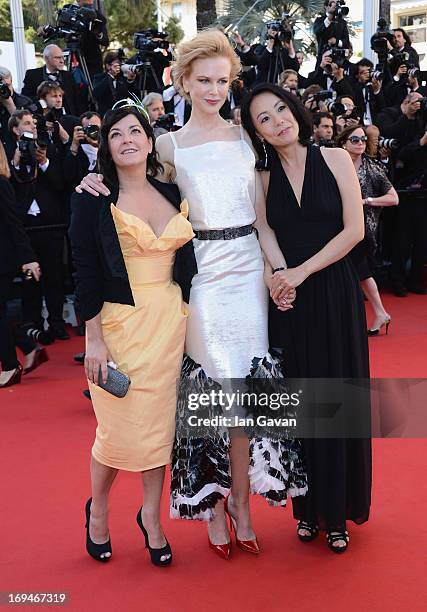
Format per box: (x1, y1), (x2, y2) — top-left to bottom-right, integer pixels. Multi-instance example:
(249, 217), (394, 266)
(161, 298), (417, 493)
(272, 148), (364, 295)
(85, 314), (112, 385)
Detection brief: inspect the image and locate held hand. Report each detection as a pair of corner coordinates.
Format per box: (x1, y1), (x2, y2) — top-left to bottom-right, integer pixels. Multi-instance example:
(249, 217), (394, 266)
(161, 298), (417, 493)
(270, 267), (308, 300)
(71, 125), (85, 151)
(36, 146), (48, 166)
(396, 64), (407, 78)
(320, 52), (332, 70)
(232, 31), (245, 47)
(85, 339), (113, 385)
(76, 173), (110, 196)
(372, 76), (382, 93)
(22, 262), (41, 282)
(274, 287), (297, 312)
(126, 70), (137, 82)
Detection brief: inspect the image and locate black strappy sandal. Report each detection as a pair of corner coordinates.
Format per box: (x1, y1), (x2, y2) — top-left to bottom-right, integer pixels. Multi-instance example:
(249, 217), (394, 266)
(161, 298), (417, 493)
(136, 507), (172, 567)
(85, 498), (112, 562)
(326, 530), (349, 554)
(297, 521), (319, 542)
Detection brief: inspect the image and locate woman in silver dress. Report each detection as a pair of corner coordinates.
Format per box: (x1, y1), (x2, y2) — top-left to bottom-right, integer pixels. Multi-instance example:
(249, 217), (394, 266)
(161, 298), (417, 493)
(78, 29), (307, 560)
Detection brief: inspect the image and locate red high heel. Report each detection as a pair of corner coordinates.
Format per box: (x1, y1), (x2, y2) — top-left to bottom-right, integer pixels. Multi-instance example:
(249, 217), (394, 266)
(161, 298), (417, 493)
(208, 536), (231, 560)
(0, 364), (23, 388)
(23, 348), (49, 375)
(224, 495), (260, 555)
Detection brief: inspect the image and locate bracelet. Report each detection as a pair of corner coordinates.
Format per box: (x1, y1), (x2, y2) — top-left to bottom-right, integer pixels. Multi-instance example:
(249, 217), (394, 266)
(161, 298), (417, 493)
(273, 267), (286, 274)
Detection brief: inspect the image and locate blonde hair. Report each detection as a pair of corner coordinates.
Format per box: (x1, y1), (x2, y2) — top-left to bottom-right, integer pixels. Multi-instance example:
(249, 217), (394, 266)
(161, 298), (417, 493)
(172, 29), (241, 101)
(0, 141), (11, 178)
(279, 69), (298, 86)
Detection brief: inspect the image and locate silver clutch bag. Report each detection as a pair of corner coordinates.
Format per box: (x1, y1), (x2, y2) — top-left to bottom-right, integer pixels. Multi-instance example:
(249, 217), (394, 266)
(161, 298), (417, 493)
(98, 365), (131, 398)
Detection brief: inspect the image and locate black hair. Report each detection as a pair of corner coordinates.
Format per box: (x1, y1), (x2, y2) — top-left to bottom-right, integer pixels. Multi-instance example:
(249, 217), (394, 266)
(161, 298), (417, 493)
(336, 94), (354, 104)
(313, 111), (334, 127)
(393, 27), (412, 47)
(240, 83), (313, 171)
(98, 106), (163, 190)
(356, 58), (374, 71)
(79, 110), (101, 124)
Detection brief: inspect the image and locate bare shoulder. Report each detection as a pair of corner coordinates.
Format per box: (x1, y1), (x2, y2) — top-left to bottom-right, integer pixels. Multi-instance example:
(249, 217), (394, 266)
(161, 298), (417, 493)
(320, 146), (353, 172)
(155, 132), (175, 166)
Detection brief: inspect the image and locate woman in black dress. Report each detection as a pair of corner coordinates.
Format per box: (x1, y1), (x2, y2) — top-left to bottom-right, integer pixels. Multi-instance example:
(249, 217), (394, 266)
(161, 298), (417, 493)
(241, 84), (371, 553)
(336, 125), (399, 335)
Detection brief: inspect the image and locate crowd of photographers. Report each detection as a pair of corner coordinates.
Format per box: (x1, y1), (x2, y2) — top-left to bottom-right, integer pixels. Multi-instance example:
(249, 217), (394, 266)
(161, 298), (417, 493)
(0, 0), (426, 386)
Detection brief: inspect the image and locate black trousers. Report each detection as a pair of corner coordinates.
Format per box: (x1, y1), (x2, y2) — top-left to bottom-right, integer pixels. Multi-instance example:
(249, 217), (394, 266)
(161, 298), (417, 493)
(390, 193), (427, 287)
(0, 272), (36, 371)
(21, 231), (65, 328)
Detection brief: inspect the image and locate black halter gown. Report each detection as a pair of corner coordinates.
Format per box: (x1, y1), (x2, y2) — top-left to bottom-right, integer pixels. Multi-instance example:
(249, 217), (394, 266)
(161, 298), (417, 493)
(266, 144), (371, 530)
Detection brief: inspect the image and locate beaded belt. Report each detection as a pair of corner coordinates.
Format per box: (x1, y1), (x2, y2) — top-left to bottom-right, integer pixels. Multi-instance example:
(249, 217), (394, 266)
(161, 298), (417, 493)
(194, 224), (254, 241)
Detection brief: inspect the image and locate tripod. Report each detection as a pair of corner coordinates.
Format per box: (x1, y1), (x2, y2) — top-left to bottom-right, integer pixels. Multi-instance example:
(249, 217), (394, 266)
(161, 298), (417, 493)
(135, 55), (162, 97)
(63, 41), (97, 109)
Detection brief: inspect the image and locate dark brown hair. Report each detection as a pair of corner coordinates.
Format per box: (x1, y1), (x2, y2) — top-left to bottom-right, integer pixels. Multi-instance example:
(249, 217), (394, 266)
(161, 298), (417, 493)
(98, 106), (163, 190)
(36, 80), (64, 99)
(336, 124), (376, 157)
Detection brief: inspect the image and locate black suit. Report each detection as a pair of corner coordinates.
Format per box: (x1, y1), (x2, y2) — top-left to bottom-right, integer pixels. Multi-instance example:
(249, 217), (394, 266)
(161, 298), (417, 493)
(63, 146), (91, 191)
(376, 106), (427, 290)
(0, 175), (37, 369)
(93, 73), (139, 117)
(163, 96), (191, 127)
(255, 46), (300, 85)
(350, 80), (386, 124)
(306, 67), (354, 98)
(0, 92), (33, 159)
(10, 144), (67, 329)
(313, 14), (350, 66)
(69, 176), (197, 322)
(21, 67), (79, 116)
(79, 9), (109, 78)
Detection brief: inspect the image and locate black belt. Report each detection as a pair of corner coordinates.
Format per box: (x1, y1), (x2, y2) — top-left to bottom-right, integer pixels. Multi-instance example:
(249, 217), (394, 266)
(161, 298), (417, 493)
(194, 224), (254, 241)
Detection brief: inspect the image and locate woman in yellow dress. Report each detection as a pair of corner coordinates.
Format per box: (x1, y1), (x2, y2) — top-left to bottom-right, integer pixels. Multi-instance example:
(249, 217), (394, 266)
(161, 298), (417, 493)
(69, 104), (195, 566)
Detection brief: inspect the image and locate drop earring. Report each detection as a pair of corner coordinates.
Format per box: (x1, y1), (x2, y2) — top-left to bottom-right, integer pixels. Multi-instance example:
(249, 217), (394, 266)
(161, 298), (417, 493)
(261, 139), (268, 169)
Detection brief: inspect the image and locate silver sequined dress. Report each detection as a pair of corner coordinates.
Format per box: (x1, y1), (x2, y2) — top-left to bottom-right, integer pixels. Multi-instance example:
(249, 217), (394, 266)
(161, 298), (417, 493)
(169, 127), (307, 520)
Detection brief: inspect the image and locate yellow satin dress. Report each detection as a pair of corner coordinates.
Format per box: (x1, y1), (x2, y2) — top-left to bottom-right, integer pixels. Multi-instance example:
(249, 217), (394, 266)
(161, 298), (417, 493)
(89, 200), (194, 472)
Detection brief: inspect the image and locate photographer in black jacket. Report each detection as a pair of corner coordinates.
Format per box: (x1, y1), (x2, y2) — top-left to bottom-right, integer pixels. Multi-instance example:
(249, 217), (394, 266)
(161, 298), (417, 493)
(313, 1), (350, 67)
(350, 58), (386, 125)
(306, 49), (354, 98)
(8, 109), (69, 340)
(254, 21), (299, 85)
(0, 67), (32, 159)
(93, 52), (139, 117)
(63, 111), (101, 190)
(376, 92), (427, 296)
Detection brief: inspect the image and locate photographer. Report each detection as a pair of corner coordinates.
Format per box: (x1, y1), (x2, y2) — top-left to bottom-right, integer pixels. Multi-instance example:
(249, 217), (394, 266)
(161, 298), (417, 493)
(142, 92), (175, 137)
(63, 111), (101, 189)
(350, 59), (386, 125)
(255, 21), (299, 86)
(162, 84), (191, 128)
(74, 0), (109, 79)
(35, 81), (78, 145)
(8, 110), (69, 340)
(392, 28), (420, 68)
(376, 92), (427, 295)
(92, 52), (138, 117)
(313, 1), (350, 67)
(306, 49), (354, 97)
(312, 112), (335, 146)
(0, 67), (32, 159)
(0, 140), (48, 388)
(22, 45), (79, 117)
(384, 61), (426, 107)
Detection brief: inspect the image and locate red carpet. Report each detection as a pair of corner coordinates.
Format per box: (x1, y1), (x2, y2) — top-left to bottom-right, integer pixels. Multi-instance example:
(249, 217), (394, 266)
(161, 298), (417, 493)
(1, 292), (426, 611)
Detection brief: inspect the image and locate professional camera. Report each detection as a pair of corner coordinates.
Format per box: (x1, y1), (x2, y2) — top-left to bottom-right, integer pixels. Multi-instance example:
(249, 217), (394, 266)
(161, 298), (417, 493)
(18, 132), (37, 166)
(133, 30), (169, 55)
(335, 0), (349, 18)
(370, 18), (394, 56)
(312, 90), (345, 115)
(266, 14), (295, 45)
(318, 138), (336, 148)
(0, 77), (11, 100)
(393, 52), (420, 82)
(121, 63), (145, 76)
(40, 3), (101, 43)
(378, 137), (399, 150)
(155, 113), (176, 131)
(82, 123), (100, 141)
(325, 45), (350, 68)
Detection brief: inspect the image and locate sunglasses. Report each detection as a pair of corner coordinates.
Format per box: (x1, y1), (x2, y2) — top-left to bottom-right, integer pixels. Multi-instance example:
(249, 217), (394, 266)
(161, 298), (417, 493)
(348, 135), (368, 144)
